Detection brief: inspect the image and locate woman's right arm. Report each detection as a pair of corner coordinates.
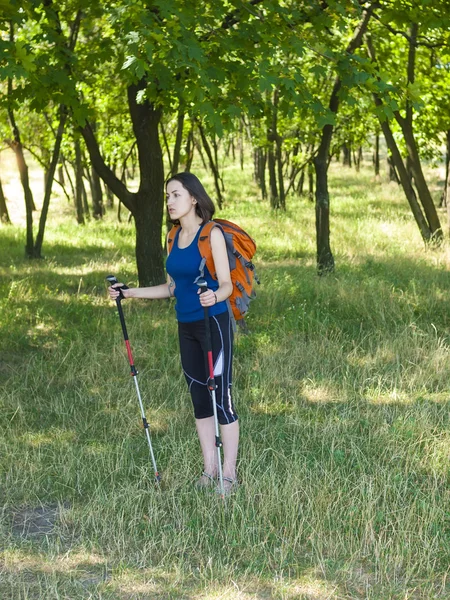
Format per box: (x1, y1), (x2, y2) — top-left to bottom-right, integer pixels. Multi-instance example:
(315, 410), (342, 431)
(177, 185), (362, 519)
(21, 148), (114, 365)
(108, 282), (172, 301)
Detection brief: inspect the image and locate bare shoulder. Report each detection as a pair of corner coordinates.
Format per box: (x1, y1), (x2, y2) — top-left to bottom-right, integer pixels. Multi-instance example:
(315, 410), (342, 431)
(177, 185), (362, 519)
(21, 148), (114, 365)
(210, 225), (225, 243)
(210, 223), (231, 280)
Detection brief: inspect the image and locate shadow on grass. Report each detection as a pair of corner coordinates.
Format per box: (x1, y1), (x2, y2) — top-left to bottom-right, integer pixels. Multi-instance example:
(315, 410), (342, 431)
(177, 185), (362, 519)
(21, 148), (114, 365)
(0, 555), (340, 600)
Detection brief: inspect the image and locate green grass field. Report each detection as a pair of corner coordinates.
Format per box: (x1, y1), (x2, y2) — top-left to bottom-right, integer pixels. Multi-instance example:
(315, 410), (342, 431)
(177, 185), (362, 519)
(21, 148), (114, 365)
(1, 154), (449, 599)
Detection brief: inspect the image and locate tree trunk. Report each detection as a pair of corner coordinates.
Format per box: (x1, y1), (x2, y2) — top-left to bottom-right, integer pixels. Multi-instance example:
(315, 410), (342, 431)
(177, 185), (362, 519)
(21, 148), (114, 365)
(7, 22), (35, 255)
(253, 147), (260, 183)
(366, 35), (435, 244)
(160, 121), (172, 174)
(398, 117), (442, 240)
(441, 129), (450, 207)
(270, 88), (285, 209)
(194, 136), (209, 171)
(342, 143), (352, 166)
(128, 85), (165, 285)
(172, 107), (184, 175)
(58, 165), (65, 186)
(373, 133), (380, 177)
(61, 154), (76, 201)
(82, 177), (89, 217)
(12, 140), (35, 255)
(405, 154), (413, 185)
(387, 155), (399, 183)
(33, 106), (68, 256)
(445, 149), (450, 235)
(105, 160), (116, 208)
(354, 146), (362, 172)
(184, 120), (194, 171)
(308, 164), (314, 201)
(314, 98), (337, 272)
(260, 151), (267, 200)
(313, 6), (373, 274)
(239, 117), (244, 171)
(0, 177), (11, 224)
(285, 138), (300, 196)
(212, 135), (224, 191)
(380, 120), (431, 242)
(197, 122), (224, 208)
(268, 146), (279, 208)
(314, 153), (334, 273)
(297, 169), (305, 195)
(275, 138), (285, 209)
(392, 22), (442, 241)
(254, 148), (267, 200)
(74, 136), (85, 225)
(90, 165), (104, 218)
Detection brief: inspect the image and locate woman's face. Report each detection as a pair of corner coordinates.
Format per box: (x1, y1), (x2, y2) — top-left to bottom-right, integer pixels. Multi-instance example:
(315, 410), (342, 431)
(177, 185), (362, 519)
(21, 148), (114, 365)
(166, 180), (197, 221)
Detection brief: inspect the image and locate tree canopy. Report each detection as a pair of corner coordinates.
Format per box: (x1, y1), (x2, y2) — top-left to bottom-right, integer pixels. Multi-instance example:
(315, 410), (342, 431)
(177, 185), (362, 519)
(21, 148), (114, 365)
(1, 0), (449, 280)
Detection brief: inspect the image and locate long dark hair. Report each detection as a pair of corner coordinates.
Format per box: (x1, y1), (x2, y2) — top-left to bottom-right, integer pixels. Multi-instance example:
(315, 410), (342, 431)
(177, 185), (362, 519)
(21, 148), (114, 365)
(166, 172), (215, 223)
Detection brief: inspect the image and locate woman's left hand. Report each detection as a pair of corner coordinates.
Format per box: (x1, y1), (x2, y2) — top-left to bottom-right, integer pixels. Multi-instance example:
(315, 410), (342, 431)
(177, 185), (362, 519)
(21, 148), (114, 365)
(198, 288), (217, 307)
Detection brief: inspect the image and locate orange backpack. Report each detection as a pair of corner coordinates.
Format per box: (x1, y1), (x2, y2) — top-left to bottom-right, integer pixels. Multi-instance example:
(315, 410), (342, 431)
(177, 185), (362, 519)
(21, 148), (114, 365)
(167, 219), (259, 325)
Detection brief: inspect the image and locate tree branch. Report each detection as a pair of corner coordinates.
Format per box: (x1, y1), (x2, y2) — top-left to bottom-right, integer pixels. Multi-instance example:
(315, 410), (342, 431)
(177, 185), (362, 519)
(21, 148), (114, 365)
(371, 11), (450, 49)
(80, 121), (135, 212)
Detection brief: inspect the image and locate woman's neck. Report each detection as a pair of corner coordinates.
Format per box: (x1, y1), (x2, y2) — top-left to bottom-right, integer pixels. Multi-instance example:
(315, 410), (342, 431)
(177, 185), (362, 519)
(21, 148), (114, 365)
(179, 214), (202, 234)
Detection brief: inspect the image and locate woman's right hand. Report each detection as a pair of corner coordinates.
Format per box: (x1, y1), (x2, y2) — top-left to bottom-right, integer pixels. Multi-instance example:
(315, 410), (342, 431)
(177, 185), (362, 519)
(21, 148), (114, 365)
(108, 283), (128, 300)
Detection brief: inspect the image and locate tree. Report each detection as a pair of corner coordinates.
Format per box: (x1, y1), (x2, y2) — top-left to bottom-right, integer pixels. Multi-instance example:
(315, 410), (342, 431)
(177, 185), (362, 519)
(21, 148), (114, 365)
(1, 5), (81, 257)
(0, 172), (11, 224)
(363, 0), (450, 243)
(312, 3), (375, 273)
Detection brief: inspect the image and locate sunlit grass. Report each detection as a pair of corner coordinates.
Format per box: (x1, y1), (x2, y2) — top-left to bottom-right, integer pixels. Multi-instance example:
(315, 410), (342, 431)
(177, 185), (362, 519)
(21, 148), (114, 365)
(1, 150), (450, 598)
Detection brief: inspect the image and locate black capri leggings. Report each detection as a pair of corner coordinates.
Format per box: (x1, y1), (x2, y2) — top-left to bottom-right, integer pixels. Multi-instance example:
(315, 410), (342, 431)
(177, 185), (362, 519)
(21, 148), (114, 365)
(178, 311), (237, 425)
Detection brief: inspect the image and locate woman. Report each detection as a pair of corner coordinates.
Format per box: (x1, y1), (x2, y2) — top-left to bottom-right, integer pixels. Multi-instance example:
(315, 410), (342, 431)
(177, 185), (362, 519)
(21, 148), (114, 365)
(108, 172), (239, 494)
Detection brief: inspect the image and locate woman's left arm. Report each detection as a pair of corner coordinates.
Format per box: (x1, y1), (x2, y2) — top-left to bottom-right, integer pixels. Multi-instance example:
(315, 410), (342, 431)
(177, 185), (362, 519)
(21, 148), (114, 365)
(199, 226), (232, 307)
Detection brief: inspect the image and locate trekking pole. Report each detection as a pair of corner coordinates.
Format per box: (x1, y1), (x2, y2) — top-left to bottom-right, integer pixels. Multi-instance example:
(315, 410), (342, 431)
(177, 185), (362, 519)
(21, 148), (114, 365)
(196, 279), (225, 498)
(106, 275), (161, 484)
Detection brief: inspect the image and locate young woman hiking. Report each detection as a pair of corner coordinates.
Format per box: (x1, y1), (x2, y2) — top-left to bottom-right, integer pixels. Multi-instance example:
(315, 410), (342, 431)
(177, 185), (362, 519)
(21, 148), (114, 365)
(108, 172), (239, 494)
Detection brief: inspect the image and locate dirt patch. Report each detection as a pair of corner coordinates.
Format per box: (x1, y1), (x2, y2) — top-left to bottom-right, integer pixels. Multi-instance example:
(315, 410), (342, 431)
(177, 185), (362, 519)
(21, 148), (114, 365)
(11, 502), (71, 540)
(0, 349), (23, 369)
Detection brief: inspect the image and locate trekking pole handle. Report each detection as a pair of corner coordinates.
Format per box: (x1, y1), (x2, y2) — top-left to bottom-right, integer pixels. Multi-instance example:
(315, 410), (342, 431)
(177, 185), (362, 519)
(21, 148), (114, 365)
(196, 278), (208, 294)
(106, 275), (131, 353)
(106, 274), (129, 301)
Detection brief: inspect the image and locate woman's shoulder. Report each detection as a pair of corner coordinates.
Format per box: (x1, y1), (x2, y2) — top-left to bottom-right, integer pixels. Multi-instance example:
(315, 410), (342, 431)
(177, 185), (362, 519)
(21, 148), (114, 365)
(209, 224), (225, 241)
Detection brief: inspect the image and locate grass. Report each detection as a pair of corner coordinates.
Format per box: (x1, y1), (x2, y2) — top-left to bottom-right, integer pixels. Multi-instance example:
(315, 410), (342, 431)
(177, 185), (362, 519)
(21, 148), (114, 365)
(1, 150), (450, 599)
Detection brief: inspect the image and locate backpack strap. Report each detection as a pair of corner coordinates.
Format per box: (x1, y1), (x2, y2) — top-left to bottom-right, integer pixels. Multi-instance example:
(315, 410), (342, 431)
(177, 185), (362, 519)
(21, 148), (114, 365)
(197, 221), (237, 333)
(167, 224), (181, 254)
(197, 221), (220, 281)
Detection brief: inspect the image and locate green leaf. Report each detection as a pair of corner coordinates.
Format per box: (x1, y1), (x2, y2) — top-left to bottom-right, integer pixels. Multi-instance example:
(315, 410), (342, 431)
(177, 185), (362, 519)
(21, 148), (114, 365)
(122, 55), (137, 71)
(317, 112), (336, 128)
(309, 64), (327, 79)
(187, 44), (203, 62)
(225, 104), (242, 118)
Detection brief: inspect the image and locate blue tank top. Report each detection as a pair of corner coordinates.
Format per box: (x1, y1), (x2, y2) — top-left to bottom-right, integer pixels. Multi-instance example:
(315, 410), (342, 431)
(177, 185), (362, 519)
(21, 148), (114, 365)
(166, 225), (228, 323)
